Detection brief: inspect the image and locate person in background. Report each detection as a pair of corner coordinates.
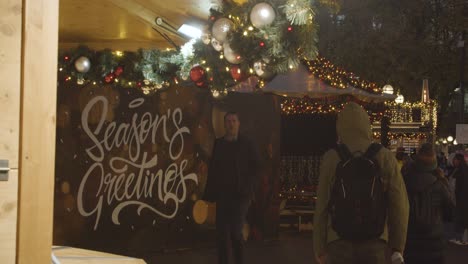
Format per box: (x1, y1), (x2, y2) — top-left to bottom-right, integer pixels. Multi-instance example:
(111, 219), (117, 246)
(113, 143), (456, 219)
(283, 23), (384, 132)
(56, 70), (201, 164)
(203, 111), (260, 264)
(437, 152), (448, 173)
(449, 153), (468, 245)
(403, 143), (455, 264)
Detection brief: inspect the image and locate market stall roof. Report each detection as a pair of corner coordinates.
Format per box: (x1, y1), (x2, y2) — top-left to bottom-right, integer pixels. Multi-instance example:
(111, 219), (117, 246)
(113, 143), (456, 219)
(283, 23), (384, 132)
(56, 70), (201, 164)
(263, 64), (396, 103)
(59, 0), (215, 50)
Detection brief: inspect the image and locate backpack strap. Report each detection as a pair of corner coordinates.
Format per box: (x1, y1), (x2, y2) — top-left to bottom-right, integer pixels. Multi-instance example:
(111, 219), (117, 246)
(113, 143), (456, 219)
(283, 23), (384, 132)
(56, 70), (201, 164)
(364, 143), (382, 159)
(335, 144), (352, 162)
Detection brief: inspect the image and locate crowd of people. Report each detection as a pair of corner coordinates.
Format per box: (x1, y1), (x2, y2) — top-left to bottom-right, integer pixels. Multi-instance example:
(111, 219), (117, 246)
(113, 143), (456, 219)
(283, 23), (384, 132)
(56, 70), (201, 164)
(313, 102), (468, 264)
(203, 103), (467, 264)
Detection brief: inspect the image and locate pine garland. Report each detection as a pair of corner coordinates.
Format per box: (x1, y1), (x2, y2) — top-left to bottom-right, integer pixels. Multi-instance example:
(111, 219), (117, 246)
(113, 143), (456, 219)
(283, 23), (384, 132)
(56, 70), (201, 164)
(281, 0), (314, 25)
(186, 0), (322, 90)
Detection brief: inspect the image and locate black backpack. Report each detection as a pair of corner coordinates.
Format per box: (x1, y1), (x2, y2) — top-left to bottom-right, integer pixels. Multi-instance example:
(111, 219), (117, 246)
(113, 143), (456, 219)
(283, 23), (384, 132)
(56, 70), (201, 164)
(328, 143), (387, 240)
(408, 184), (437, 233)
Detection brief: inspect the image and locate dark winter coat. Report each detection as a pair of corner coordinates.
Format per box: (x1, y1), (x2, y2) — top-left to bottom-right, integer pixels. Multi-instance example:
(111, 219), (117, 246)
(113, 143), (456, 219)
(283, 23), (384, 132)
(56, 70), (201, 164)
(403, 161), (454, 264)
(453, 164), (468, 228)
(203, 135), (260, 202)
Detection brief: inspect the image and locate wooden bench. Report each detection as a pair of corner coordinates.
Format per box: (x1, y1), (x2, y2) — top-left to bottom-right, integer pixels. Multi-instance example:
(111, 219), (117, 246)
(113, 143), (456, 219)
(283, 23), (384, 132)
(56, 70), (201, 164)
(279, 200), (314, 231)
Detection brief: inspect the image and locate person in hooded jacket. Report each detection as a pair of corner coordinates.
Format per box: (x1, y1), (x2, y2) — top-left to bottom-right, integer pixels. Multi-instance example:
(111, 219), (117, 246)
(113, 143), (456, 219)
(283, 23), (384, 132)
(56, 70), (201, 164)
(313, 102), (409, 264)
(449, 153), (468, 245)
(403, 143), (455, 264)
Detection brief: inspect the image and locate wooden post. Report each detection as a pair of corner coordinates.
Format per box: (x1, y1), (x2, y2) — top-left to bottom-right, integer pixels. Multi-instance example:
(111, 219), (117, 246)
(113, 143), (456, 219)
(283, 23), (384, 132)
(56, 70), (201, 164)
(17, 0), (58, 263)
(0, 0), (23, 263)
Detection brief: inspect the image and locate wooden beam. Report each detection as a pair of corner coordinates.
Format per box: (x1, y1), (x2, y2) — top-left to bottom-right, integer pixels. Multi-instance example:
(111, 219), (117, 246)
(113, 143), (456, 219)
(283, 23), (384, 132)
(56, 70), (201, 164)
(59, 40), (176, 51)
(17, 0), (59, 263)
(0, 0), (22, 263)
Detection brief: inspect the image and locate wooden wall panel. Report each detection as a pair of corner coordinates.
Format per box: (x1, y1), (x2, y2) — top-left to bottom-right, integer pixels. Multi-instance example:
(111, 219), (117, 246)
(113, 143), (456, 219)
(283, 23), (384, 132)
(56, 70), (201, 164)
(0, 170), (18, 264)
(17, 0), (59, 263)
(0, 0), (21, 168)
(0, 0), (22, 263)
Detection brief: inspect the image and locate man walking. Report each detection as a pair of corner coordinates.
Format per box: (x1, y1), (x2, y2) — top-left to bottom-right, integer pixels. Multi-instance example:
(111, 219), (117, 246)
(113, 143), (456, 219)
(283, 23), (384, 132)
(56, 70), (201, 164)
(203, 111), (259, 264)
(313, 102), (409, 264)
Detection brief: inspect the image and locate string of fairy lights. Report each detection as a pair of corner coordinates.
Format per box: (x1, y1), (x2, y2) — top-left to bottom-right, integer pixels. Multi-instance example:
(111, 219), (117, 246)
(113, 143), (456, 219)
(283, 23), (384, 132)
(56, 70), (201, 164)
(304, 57), (381, 94)
(281, 97), (437, 128)
(372, 132), (428, 140)
(384, 101), (438, 127)
(280, 96), (386, 123)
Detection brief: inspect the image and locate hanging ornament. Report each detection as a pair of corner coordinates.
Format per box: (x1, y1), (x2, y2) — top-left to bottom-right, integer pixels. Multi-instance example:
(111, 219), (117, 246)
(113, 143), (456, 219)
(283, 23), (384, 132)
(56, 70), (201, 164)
(211, 38), (223, 51)
(223, 42), (242, 64)
(250, 3), (276, 28)
(253, 60), (275, 80)
(104, 73), (114, 83)
(190, 65), (206, 83)
(114, 66), (124, 76)
(76, 76), (85, 85)
(230, 65), (246, 81)
(195, 81), (207, 88)
(212, 18), (233, 42)
(201, 29), (212, 45)
(74, 56), (91, 73)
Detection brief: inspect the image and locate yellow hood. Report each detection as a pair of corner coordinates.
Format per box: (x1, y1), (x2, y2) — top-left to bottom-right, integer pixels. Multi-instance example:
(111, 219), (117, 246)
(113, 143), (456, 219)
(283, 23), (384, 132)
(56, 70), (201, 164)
(336, 102), (373, 152)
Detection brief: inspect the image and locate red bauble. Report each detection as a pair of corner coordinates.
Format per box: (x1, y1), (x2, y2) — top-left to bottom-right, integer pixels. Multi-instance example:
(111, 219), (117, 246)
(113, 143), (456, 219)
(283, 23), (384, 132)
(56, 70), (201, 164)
(230, 65), (246, 81)
(190, 65), (206, 83)
(195, 81), (206, 88)
(104, 74), (114, 83)
(114, 66), (124, 76)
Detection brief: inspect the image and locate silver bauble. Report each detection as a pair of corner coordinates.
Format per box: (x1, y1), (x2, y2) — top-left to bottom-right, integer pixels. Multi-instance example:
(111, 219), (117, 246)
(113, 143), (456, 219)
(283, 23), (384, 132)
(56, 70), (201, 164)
(223, 42), (242, 64)
(74, 56), (91, 73)
(212, 18), (233, 42)
(253, 60), (274, 79)
(250, 3), (276, 28)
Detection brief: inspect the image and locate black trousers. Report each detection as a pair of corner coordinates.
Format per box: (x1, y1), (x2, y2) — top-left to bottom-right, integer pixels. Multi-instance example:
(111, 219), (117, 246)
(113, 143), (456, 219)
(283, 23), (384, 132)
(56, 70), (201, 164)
(216, 198), (250, 264)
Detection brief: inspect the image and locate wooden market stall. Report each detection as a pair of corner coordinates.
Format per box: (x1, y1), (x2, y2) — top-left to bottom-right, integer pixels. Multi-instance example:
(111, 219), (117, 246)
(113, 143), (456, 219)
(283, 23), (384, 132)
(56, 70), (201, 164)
(262, 59), (395, 231)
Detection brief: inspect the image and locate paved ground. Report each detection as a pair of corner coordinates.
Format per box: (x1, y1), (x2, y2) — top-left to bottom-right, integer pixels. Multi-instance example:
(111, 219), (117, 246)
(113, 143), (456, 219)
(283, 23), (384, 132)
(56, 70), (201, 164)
(144, 230), (468, 264)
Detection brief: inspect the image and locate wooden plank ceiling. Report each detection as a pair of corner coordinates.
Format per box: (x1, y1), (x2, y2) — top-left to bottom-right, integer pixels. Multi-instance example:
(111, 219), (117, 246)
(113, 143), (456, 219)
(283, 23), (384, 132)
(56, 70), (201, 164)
(59, 0), (216, 51)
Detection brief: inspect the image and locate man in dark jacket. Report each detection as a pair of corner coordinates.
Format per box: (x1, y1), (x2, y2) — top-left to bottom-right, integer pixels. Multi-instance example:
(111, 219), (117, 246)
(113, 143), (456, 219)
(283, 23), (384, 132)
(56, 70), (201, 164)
(203, 111), (259, 264)
(403, 143), (455, 264)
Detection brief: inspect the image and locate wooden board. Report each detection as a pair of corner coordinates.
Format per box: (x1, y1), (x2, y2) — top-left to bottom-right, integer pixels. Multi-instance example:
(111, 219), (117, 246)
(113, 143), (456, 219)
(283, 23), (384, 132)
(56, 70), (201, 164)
(0, 0), (22, 263)
(0, 170), (18, 264)
(17, 0), (59, 263)
(0, 0), (21, 169)
(52, 246), (146, 264)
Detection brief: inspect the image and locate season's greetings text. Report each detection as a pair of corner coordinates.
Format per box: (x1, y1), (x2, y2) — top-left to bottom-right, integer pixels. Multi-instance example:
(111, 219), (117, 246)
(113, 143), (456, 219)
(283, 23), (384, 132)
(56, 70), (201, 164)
(77, 96), (198, 230)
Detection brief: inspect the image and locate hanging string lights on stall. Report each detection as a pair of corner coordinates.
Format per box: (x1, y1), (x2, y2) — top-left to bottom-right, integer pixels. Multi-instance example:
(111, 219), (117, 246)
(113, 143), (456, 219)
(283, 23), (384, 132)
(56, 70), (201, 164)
(373, 132), (428, 140)
(280, 96), (386, 123)
(304, 57), (382, 94)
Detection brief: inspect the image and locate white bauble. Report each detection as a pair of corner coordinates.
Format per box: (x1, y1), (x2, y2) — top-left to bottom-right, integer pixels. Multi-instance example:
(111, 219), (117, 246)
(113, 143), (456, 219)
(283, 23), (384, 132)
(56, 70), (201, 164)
(74, 56), (91, 73)
(250, 3), (276, 28)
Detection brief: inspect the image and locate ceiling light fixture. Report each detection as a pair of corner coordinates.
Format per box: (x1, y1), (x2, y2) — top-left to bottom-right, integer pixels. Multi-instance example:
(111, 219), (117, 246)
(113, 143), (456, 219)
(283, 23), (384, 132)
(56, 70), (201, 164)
(178, 24), (202, 39)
